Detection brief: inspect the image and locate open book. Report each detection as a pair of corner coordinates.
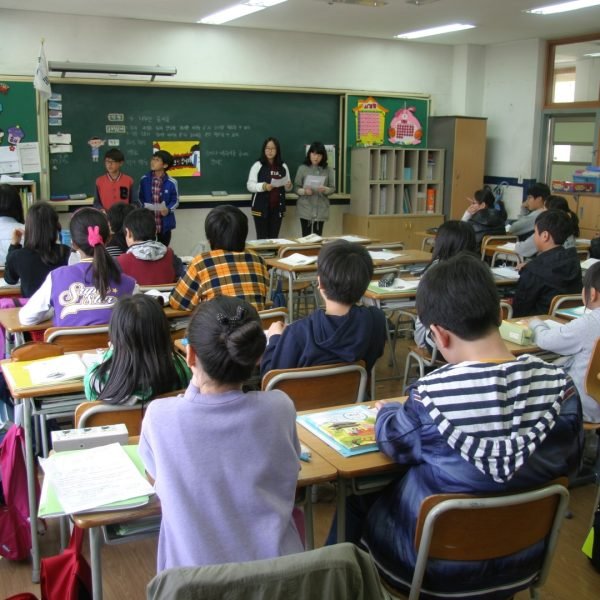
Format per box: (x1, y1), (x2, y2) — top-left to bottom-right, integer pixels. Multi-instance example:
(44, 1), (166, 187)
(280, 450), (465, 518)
(297, 405), (378, 457)
(278, 253), (318, 266)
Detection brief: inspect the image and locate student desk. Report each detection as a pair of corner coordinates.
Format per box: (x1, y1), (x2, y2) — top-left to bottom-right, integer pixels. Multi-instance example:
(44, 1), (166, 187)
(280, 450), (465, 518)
(0, 282), (21, 297)
(502, 315), (566, 357)
(246, 235), (377, 253)
(297, 399), (407, 543)
(71, 440), (337, 600)
(265, 249), (432, 322)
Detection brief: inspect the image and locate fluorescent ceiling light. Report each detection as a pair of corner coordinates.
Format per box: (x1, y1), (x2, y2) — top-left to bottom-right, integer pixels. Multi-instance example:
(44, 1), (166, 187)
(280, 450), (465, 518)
(199, 0), (287, 25)
(584, 52), (600, 57)
(525, 0), (600, 15)
(395, 23), (475, 40)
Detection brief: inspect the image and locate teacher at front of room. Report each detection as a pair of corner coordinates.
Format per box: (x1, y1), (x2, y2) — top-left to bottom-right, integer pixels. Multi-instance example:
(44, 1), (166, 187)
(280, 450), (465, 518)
(294, 141), (336, 237)
(247, 137), (292, 239)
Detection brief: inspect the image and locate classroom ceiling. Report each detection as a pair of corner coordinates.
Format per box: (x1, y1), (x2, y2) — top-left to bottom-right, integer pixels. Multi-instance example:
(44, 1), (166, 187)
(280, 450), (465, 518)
(3, 0), (600, 46)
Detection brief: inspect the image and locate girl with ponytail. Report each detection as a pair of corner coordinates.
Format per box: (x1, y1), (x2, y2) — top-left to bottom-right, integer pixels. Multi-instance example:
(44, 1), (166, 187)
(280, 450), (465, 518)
(19, 207), (137, 326)
(139, 295), (304, 571)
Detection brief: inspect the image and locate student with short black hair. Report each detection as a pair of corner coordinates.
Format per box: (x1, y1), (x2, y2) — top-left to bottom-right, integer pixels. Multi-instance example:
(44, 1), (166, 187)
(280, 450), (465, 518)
(4, 201), (71, 297)
(85, 295), (190, 405)
(460, 186), (507, 249)
(529, 261), (600, 422)
(94, 148), (134, 210)
(138, 150), (178, 246)
(356, 253), (583, 596)
(139, 296), (303, 571)
(19, 208), (137, 326)
(513, 209), (582, 317)
(261, 239), (386, 375)
(169, 205), (269, 310)
(118, 208), (183, 285)
(508, 182), (550, 240)
(105, 201), (136, 258)
(0, 183), (24, 265)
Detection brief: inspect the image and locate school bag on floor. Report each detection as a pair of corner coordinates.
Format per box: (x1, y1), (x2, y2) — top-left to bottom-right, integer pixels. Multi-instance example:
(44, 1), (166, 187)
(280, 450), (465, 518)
(0, 424), (34, 560)
(40, 525), (92, 600)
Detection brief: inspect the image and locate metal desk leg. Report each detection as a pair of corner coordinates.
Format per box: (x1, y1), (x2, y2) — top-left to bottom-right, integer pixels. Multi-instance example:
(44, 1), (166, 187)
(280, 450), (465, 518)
(287, 272), (295, 322)
(336, 478), (347, 543)
(304, 485), (314, 550)
(90, 526), (104, 600)
(23, 397), (41, 582)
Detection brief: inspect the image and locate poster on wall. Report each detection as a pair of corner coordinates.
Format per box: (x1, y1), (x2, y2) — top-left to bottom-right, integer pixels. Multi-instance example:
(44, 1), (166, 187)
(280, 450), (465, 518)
(346, 94), (429, 148)
(153, 140), (201, 177)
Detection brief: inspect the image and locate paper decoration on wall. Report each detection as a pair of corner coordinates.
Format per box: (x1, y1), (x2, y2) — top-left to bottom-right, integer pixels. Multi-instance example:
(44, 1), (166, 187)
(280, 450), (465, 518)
(0, 83), (10, 95)
(153, 140), (201, 177)
(388, 106), (423, 146)
(7, 125), (25, 145)
(352, 97), (388, 146)
(88, 137), (106, 162)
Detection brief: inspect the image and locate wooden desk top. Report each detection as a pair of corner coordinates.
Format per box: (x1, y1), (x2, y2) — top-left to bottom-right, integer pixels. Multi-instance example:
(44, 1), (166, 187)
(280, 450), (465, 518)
(247, 236), (377, 252)
(0, 284), (21, 297)
(0, 305), (190, 334)
(502, 315), (565, 356)
(72, 438), (337, 530)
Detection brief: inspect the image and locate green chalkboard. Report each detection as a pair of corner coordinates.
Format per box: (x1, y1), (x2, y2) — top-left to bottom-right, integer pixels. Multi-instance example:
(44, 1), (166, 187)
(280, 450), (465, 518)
(0, 79), (39, 186)
(48, 83), (340, 197)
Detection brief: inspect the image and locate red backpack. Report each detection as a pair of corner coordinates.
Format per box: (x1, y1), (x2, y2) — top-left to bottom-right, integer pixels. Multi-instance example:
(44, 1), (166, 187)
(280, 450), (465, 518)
(0, 424), (35, 561)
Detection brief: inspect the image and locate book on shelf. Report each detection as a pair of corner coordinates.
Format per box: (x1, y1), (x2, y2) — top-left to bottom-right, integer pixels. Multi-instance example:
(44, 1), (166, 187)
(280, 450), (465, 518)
(380, 153), (387, 179)
(297, 405), (379, 457)
(379, 186), (387, 215)
(403, 188), (412, 214)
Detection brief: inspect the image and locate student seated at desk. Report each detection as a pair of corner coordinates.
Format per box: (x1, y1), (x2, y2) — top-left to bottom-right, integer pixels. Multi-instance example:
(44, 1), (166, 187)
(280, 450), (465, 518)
(512, 210), (582, 317)
(460, 186), (506, 250)
(105, 201), (136, 258)
(528, 262), (600, 423)
(139, 296), (303, 571)
(117, 208), (184, 285)
(169, 205), (269, 311)
(507, 182), (549, 241)
(414, 221), (477, 352)
(352, 254), (583, 597)
(261, 240), (386, 376)
(4, 201), (70, 298)
(19, 208), (137, 326)
(85, 295), (190, 405)
(0, 183), (24, 266)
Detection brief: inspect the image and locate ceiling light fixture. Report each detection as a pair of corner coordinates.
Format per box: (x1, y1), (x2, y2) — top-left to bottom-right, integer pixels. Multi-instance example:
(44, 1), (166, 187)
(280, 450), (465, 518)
(199, 0), (286, 25)
(525, 0), (600, 15)
(395, 23), (475, 40)
(584, 52), (600, 57)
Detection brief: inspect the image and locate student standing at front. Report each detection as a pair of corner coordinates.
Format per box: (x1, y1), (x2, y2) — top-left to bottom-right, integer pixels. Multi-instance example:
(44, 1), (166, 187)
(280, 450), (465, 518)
(247, 137), (292, 239)
(138, 150), (178, 247)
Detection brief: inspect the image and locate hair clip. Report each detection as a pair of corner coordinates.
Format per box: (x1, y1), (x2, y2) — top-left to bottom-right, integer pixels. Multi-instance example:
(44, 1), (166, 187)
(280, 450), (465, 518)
(216, 305), (246, 326)
(87, 225), (104, 247)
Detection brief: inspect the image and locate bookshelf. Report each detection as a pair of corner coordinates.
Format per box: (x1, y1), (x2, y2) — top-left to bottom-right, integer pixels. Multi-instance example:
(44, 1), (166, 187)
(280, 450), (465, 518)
(343, 147), (444, 248)
(5, 180), (37, 216)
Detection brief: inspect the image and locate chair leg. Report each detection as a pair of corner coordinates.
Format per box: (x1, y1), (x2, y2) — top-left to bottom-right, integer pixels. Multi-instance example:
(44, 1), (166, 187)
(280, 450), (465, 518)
(403, 352), (415, 392)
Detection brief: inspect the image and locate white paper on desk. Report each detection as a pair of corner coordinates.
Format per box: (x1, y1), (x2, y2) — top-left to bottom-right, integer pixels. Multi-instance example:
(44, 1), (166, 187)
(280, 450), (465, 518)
(339, 235), (367, 243)
(491, 266), (520, 280)
(369, 251), (403, 261)
(26, 353), (87, 386)
(144, 201), (167, 212)
(496, 243), (517, 251)
(270, 176), (290, 189)
(17, 142), (41, 174)
(278, 253), (318, 266)
(39, 443), (154, 515)
(144, 289), (171, 303)
(391, 278), (420, 290)
(248, 238), (296, 246)
(303, 175), (326, 189)
(296, 233), (322, 243)
(581, 258), (600, 270)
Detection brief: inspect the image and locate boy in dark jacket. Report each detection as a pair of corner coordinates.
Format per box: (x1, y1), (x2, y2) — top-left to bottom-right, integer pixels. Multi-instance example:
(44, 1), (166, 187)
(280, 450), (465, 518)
(260, 240), (387, 376)
(118, 209), (183, 285)
(512, 209), (582, 317)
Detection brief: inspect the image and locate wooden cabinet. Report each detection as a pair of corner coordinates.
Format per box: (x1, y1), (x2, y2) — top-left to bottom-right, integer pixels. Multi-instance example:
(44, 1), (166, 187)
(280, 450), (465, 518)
(428, 116), (487, 221)
(563, 192), (600, 238)
(344, 147), (444, 248)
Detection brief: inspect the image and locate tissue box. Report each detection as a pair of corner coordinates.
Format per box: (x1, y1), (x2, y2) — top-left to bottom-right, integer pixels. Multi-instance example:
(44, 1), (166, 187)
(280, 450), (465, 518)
(51, 424), (129, 451)
(499, 320), (533, 346)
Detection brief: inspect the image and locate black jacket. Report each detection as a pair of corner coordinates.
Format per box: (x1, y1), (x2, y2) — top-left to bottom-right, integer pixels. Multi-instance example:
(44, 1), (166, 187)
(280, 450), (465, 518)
(513, 246), (582, 317)
(468, 208), (506, 248)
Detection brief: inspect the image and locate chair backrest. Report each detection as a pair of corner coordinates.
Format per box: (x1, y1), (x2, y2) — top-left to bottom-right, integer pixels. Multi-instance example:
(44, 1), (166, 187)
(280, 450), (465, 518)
(258, 307), (289, 328)
(262, 362), (368, 410)
(44, 325), (110, 352)
(409, 480), (569, 600)
(500, 301), (513, 320)
(577, 248), (590, 261)
(74, 389), (185, 436)
(146, 542), (389, 600)
(585, 337), (600, 404)
(480, 234), (517, 260)
(278, 244), (322, 258)
(548, 294), (582, 316)
(11, 341), (64, 362)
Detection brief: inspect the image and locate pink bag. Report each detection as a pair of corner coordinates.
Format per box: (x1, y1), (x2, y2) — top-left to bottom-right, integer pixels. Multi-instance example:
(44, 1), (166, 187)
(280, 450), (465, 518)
(0, 425), (35, 561)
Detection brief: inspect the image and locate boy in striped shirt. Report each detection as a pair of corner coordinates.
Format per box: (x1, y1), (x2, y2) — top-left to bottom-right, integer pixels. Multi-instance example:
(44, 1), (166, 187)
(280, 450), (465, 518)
(359, 253), (583, 597)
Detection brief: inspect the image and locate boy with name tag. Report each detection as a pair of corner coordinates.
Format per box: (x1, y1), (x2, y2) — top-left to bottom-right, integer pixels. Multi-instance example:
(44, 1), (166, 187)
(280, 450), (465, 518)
(94, 148), (134, 211)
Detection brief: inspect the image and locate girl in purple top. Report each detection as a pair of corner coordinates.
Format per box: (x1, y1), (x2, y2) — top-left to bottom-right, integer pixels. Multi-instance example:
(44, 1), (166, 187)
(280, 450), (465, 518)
(139, 296), (304, 571)
(19, 208), (136, 326)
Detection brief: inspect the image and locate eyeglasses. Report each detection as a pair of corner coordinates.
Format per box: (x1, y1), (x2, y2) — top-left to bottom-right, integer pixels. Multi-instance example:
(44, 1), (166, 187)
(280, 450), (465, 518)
(104, 159), (119, 164)
(264, 146), (277, 152)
